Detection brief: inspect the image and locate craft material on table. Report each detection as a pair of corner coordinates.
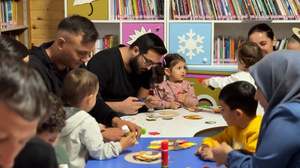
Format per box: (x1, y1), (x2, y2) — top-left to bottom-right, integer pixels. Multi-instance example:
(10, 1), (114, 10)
(146, 111), (180, 118)
(148, 139), (197, 150)
(183, 114), (203, 120)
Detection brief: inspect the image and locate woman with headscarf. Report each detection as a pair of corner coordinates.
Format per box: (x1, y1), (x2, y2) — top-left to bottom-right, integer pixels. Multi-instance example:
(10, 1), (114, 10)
(212, 50), (300, 168)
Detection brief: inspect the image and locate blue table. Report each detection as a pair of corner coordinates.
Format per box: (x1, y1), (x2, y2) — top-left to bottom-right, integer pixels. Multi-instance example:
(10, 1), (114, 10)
(86, 137), (222, 168)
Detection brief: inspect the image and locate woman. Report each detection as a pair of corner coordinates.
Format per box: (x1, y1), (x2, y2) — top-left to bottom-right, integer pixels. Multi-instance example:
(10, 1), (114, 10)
(212, 50), (300, 168)
(248, 23), (276, 56)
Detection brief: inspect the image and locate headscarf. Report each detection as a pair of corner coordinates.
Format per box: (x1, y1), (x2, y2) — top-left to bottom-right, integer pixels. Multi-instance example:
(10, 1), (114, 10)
(249, 49), (300, 116)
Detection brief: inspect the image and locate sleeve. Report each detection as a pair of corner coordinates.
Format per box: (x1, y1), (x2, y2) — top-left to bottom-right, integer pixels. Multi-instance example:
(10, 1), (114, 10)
(201, 127), (232, 147)
(81, 116), (122, 160)
(89, 95), (119, 127)
(182, 83), (198, 107)
(153, 83), (167, 109)
(227, 104), (300, 168)
(209, 72), (241, 88)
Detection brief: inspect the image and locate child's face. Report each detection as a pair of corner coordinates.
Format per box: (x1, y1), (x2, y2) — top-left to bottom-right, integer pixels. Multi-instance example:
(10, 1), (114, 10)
(219, 100), (237, 126)
(167, 61), (186, 83)
(37, 131), (60, 147)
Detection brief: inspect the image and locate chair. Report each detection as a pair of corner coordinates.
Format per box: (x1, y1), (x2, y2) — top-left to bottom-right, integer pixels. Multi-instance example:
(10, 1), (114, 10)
(193, 126), (227, 137)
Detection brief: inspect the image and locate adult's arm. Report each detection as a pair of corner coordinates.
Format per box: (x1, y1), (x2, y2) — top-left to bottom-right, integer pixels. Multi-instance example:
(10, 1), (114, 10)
(89, 96), (119, 127)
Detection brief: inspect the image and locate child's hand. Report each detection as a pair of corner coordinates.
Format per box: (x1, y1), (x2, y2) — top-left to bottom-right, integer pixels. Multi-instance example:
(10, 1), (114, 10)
(177, 93), (187, 104)
(99, 124), (106, 132)
(202, 79), (210, 87)
(119, 133), (136, 149)
(144, 95), (159, 109)
(169, 101), (180, 109)
(195, 144), (215, 161)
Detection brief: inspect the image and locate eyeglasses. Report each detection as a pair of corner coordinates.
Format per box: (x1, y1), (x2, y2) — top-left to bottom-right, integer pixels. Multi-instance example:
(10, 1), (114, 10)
(140, 54), (161, 67)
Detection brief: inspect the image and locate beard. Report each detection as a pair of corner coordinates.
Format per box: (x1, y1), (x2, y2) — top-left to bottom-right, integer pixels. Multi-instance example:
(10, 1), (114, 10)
(129, 55), (146, 74)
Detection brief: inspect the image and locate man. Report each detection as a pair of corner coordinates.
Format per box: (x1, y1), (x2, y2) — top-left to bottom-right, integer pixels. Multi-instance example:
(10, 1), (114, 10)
(287, 27), (300, 51)
(28, 15), (141, 141)
(0, 56), (49, 168)
(87, 33), (167, 115)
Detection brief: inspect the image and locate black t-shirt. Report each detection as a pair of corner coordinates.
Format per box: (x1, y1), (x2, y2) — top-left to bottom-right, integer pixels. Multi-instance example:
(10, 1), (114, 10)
(29, 42), (118, 126)
(87, 45), (152, 102)
(13, 137), (58, 168)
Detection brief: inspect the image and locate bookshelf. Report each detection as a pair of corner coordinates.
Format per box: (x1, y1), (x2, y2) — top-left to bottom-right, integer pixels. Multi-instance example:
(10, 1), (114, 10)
(64, 0), (300, 72)
(0, 0), (31, 48)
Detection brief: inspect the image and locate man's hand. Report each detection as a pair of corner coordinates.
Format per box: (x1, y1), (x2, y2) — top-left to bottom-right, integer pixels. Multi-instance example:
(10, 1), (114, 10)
(121, 97), (145, 114)
(101, 127), (124, 142)
(212, 142), (233, 166)
(144, 95), (159, 109)
(112, 117), (142, 139)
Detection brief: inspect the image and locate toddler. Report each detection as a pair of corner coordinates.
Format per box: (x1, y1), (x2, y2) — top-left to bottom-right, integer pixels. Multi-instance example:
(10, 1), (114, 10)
(195, 81), (262, 161)
(202, 42), (263, 89)
(57, 68), (136, 168)
(153, 53), (198, 109)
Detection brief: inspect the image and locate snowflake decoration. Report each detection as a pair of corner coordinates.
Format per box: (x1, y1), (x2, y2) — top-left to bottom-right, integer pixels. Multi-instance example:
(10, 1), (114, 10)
(177, 29), (205, 60)
(127, 26), (152, 45)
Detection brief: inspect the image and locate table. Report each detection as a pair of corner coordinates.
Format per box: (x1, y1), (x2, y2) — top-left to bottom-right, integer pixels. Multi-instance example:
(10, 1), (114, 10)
(86, 137), (225, 168)
(121, 108), (227, 137)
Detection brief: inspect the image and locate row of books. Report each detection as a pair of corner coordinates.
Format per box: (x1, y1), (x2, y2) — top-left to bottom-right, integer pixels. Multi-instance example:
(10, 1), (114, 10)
(113, 0), (164, 20)
(94, 35), (119, 54)
(213, 36), (288, 64)
(171, 0), (300, 20)
(1, 0), (18, 28)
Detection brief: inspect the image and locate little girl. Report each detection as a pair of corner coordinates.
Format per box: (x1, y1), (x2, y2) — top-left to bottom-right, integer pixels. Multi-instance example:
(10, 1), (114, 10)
(153, 53), (198, 109)
(202, 42), (263, 89)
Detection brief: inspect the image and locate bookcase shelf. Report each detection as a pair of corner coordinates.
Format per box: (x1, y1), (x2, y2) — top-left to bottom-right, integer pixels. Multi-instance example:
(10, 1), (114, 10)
(65, 0), (300, 72)
(0, 0), (30, 48)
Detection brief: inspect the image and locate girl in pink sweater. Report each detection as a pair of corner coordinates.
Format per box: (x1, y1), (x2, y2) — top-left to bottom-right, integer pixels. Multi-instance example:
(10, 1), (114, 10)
(153, 53), (198, 109)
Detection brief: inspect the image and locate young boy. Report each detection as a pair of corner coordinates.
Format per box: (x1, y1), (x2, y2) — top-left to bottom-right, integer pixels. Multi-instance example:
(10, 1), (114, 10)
(37, 92), (70, 168)
(57, 68), (136, 168)
(13, 92), (68, 168)
(195, 81), (262, 161)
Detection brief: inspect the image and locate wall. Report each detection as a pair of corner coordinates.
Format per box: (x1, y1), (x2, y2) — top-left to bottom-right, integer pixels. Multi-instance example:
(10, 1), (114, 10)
(29, 0), (64, 47)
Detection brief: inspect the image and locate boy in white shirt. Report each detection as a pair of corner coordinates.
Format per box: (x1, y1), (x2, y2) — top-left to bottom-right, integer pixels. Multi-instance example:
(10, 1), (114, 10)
(57, 68), (136, 168)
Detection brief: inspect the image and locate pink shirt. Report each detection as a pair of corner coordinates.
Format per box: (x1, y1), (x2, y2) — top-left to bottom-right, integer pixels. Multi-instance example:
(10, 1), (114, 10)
(154, 80), (198, 109)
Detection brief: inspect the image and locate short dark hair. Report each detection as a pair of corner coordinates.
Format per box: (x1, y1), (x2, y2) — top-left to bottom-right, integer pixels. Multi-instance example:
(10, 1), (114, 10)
(236, 42), (263, 69)
(129, 33), (167, 55)
(248, 23), (274, 40)
(62, 68), (98, 105)
(37, 92), (66, 134)
(0, 34), (29, 59)
(58, 15), (99, 43)
(219, 81), (258, 118)
(0, 55), (48, 121)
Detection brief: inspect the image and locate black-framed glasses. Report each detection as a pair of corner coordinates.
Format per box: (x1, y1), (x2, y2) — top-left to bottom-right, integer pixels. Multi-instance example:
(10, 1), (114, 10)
(140, 54), (161, 67)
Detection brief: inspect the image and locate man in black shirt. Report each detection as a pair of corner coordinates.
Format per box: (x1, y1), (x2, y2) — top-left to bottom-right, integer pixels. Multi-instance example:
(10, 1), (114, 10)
(88, 33), (167, 115)
(29, 15), (141, 141)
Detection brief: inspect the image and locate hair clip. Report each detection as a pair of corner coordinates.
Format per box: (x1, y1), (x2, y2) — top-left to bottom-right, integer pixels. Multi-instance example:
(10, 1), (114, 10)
(163, 58), (166, 65)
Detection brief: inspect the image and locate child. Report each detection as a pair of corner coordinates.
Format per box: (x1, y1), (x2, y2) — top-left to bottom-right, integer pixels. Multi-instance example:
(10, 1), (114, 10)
(287, 27), (300, 51)
(194, 81), (262, 161)
(153, 53), (198, 109)
(37, 92), (70, 168)
(57, 68), (136, 168)
(202, 42), (263, 89)
(13, 92), (68, 168)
